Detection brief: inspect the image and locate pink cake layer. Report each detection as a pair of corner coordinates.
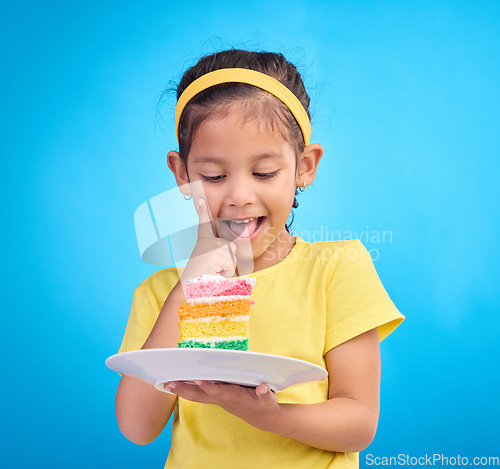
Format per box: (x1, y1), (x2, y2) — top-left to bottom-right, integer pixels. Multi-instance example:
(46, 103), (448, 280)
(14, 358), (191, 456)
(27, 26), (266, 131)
(185, 275), (256, 300)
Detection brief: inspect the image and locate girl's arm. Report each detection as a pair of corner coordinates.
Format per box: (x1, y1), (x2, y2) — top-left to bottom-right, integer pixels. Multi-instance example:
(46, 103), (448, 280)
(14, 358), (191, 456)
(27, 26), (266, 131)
(115, 197), (238, 445)
(115, 281), (184, 445)
(270, 327), (381, 452)
(165, 327), (380, 452)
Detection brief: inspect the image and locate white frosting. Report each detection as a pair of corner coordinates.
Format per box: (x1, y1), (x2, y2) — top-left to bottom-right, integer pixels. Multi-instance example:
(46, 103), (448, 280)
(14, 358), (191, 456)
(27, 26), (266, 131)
(187, 295), (251, 304)
(187, 274), (257, 287)
(191, 336), (248, 343)
(246, 277), (257, 287)
(183, 315), (249, 324)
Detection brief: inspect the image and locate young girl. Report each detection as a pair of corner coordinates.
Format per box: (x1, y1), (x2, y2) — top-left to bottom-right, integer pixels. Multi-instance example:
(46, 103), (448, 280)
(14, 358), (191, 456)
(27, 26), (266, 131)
(115, 49), (404, 468)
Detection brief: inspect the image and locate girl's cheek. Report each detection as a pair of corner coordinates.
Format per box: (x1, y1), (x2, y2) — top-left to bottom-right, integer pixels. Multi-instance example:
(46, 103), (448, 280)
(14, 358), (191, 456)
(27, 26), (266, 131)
(206, 196), (222, 219)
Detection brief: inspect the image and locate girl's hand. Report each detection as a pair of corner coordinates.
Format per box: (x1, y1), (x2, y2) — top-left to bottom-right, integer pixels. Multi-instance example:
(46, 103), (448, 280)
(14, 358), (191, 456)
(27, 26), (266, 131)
(180, 197), (237, 285)
(163, 380), (280, 432)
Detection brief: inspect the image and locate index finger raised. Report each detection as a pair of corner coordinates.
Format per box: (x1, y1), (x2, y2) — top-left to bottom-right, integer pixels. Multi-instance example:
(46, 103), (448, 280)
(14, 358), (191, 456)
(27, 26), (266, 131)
(197, 197), (216, 239)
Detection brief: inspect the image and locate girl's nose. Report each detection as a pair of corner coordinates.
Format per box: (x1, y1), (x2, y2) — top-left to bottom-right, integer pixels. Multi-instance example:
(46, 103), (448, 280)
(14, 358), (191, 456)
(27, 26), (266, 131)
(226, 176), (257, 207)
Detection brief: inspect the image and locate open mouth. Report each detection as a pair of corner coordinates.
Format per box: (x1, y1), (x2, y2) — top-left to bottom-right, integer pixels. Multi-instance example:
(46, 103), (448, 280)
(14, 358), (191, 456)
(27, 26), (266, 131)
(223, 216), (266, 241)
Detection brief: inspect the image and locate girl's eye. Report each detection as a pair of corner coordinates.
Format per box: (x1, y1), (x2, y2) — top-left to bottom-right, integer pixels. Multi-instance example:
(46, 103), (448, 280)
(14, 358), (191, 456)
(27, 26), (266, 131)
(200, 170), (279, 183)
(201, 174), (225, 182)
(254, 170), (279, 179)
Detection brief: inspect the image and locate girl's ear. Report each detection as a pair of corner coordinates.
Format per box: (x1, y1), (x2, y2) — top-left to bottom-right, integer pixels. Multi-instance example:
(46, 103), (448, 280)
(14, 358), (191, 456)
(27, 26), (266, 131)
(167, 151), (191, 195)
(297, 143), (323, 188)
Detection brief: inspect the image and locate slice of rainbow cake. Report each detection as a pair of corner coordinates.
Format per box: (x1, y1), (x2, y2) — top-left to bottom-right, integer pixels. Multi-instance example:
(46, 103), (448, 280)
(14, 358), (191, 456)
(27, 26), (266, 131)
(178, 274), (256, 351)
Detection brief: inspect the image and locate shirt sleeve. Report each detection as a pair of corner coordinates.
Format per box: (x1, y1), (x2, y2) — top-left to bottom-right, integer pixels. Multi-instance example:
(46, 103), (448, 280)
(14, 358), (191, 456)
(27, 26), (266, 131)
(118, 269), (180, 353)
(324, 240), (405, 354)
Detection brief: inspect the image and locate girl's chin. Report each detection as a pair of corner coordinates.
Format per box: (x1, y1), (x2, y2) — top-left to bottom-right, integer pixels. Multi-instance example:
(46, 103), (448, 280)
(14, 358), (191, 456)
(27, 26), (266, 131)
(234, 244), (255, 258)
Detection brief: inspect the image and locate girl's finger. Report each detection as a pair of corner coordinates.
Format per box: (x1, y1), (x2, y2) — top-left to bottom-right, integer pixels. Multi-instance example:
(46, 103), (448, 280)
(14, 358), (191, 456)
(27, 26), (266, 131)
(166, 381), (212, 403)
(197, 197), (216, 239)
(220, 249), (237, 277)
(227, 241), (237, 257)
(255, 383), (274, 401)
(194, 380), (240, 399)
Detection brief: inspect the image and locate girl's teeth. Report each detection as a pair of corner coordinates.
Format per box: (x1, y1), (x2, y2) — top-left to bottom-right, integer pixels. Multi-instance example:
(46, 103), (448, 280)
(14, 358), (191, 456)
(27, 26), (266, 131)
(232, 218), (255, 224)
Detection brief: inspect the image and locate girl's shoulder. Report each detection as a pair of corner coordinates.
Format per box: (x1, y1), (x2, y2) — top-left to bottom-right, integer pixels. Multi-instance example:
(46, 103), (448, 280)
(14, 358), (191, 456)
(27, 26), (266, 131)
(290, 237), (377, 275)
(135, 267), (181, 297)
(295, 236), (368, 257)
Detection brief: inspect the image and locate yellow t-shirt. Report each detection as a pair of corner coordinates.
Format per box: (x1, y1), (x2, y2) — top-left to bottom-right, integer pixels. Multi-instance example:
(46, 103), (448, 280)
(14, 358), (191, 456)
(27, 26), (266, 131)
(118, 237), (405, 468)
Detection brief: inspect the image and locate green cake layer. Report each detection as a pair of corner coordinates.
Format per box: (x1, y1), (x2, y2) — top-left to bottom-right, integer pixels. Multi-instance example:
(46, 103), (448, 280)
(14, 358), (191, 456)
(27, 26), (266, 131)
(178, 339), (249, 350)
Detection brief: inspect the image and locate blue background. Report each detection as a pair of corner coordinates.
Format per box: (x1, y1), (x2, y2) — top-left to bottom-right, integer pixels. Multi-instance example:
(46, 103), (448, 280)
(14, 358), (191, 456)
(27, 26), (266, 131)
(2, 1), (499, 467)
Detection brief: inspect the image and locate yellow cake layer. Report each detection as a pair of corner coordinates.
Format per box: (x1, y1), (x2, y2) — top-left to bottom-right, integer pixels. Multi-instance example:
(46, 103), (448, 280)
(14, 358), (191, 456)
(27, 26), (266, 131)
(179, 316), (249, 340)
(178, 299), (252, 320)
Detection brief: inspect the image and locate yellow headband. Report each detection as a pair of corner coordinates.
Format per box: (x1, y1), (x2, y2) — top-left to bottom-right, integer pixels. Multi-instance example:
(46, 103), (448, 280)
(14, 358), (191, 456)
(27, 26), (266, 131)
(175, 68), (311, 146)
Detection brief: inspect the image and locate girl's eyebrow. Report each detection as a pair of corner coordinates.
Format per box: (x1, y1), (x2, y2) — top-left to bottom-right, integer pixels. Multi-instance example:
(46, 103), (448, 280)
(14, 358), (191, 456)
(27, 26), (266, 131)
(192, 153), (283, 165)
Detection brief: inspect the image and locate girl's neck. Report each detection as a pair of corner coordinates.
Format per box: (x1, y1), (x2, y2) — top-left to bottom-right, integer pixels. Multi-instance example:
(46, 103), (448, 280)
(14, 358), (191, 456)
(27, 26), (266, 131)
(236, 231), (297, 275)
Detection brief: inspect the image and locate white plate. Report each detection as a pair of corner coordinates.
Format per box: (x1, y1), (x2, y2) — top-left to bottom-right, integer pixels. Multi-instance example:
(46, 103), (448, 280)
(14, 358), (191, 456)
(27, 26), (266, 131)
(106, 348), (328, 393)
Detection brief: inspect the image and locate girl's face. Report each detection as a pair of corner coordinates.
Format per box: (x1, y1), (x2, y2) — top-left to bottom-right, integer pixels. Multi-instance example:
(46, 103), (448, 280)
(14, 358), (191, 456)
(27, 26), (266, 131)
(168, 107), (322, 272)
(192, 109), (297, 269)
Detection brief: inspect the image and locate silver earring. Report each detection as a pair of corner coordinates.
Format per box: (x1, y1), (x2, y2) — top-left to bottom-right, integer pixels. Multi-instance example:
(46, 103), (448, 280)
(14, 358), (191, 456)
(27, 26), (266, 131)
(298, 175), (306, 192)
(183, 194), (192, 200)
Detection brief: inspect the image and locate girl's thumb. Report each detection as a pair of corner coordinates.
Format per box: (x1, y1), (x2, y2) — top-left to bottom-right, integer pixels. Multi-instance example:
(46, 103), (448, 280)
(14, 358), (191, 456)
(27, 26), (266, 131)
(256, 384), (271, 399)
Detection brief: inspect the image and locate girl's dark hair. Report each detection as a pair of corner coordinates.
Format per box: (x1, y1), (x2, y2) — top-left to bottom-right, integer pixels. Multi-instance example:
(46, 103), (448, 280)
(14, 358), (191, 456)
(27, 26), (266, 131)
(172, 49), (311, 233)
